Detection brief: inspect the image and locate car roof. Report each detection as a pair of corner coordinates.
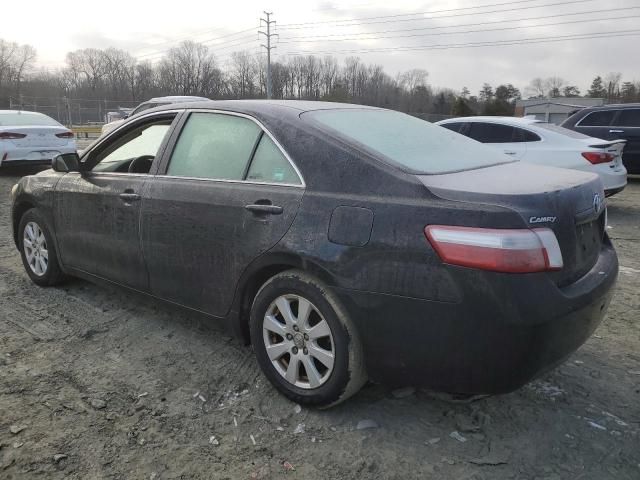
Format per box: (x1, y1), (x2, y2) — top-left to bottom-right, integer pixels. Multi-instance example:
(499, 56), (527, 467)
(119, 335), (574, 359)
(144, 96), (210, 104)
(0, 110), (48, 115)
(146, 99), (383, 115)
(573, 103), (640, 113)
(438, 116), (541, 125)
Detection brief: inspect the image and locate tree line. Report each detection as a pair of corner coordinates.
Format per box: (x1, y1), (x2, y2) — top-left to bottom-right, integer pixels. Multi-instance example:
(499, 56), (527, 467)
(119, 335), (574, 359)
(1, 37), (639, 123)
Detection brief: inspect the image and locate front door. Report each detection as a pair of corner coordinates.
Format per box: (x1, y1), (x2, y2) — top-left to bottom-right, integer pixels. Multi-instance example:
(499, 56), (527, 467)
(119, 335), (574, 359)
(141, 111), (304, 316)
(54, 113), (178, 290)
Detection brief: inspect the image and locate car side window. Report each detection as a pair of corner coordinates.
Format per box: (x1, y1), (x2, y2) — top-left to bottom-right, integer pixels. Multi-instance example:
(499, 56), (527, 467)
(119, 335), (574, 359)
(467, 123), (515, 143)
(579, 110), (616, 127)
(92, 122), (172, 173)
(167, 113), (261, 180)
(440, 122), (464, 133)
(246, 134), (301, 185)
(615, 109), (640, 127)
(513, 127), (541, 142)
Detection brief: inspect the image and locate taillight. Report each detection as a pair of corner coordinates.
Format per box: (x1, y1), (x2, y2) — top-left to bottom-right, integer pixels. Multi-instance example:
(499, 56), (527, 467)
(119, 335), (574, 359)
(424, 225), (563, 273)
(56, 131), (74, 139)
(582, 152), (614, 164)
(0, 132), (27, 139)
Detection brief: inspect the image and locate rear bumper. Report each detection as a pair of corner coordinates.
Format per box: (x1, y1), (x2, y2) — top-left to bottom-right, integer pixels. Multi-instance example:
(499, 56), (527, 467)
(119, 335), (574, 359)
(576, 163), (627, 192)
(1, 159), (53, 168)
(605, 185), (626, 197)
(0, 144), (76, 167)
(333, 240), (618, 394)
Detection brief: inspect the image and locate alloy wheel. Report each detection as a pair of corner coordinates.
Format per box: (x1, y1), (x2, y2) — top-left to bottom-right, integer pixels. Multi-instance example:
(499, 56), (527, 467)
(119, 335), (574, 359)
(262, 294), (335, 389)
(23, 221), (49, 276)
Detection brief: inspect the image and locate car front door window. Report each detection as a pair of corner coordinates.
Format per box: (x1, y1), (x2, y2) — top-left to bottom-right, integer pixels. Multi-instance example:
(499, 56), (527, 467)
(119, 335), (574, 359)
(92, 122), (171, 173)
(167, 113), (262, 180)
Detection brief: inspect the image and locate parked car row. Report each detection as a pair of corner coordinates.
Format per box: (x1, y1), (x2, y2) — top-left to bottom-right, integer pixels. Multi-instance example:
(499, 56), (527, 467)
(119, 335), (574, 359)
(436, 116), (628, 196)
(11, 100), (618, 406)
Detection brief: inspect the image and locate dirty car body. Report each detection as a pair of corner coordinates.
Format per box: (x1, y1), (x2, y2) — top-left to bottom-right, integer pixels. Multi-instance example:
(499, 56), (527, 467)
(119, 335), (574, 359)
(11, 100), (618, 398)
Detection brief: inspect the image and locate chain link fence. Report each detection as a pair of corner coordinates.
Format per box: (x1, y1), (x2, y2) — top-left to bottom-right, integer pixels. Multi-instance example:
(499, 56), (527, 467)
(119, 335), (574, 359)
(6, 95), (138, 127)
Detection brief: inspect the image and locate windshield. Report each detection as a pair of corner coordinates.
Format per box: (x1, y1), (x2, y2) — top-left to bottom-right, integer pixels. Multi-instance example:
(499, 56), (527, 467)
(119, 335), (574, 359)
(304, 109), (511, 174)
(533, 122), (591, 139)
(0, 112), (61, 127)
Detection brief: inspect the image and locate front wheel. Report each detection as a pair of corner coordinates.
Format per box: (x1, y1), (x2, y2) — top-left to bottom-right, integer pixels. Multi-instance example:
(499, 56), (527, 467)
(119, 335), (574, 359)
(18, 209), (65, 286)
(250, 270), (366, 407)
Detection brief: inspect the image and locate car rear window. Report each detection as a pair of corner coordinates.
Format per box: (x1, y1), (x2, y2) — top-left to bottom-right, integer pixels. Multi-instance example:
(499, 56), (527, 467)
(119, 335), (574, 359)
(532, 122), (591, 139)
(579, 110), (616, 127)
(0, 112), (61, 127)
(304, 109), (510, 174)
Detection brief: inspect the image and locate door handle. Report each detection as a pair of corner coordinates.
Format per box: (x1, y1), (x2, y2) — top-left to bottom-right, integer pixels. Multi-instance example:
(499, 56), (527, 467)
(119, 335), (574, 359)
(244, 204), (283, 215)
(609, 129), (624, 134)
(119, 192), (141, 202)
(504, 151), (517, 155)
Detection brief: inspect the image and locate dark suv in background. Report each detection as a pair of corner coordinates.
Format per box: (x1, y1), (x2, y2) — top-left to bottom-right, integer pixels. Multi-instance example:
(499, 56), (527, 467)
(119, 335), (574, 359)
(562, 104), (640, 174)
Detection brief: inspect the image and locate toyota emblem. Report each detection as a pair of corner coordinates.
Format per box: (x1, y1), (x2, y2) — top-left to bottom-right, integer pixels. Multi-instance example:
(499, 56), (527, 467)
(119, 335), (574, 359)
(593, 193), (602, 214)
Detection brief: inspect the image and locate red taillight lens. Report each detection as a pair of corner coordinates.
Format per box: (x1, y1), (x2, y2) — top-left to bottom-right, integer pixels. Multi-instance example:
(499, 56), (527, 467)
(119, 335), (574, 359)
(424, 225), (563, 273)
(582, 152), (614, 164)
(56, 131), (74, 139)
(0, 132), (27, 139)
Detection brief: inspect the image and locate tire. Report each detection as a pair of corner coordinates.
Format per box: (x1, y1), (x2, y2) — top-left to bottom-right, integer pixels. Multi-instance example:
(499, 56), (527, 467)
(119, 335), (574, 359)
(18, 209), (65, 286)
(250, 269), (367, 407)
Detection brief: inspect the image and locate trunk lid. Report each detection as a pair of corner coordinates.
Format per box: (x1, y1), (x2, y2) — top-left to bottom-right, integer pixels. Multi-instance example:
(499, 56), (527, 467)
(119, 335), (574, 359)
(419, 162), (606, 286)
(1, 126), (72, 148)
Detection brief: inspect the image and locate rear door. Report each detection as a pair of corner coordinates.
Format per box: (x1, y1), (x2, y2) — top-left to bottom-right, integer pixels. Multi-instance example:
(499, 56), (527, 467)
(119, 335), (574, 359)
(141, 111), (304, 317)
(611, 108), (640, 173)
(466, 122), (527, 159)
(573, 109), (617, 141)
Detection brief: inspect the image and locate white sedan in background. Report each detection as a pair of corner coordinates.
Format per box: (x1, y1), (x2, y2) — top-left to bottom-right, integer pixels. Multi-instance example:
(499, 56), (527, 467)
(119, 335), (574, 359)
(0, 110), (76, 168)
(436, 116), (627, 196)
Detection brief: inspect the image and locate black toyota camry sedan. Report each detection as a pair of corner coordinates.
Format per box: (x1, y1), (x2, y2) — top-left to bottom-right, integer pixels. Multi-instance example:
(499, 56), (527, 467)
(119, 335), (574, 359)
(11, 100), (618, 406)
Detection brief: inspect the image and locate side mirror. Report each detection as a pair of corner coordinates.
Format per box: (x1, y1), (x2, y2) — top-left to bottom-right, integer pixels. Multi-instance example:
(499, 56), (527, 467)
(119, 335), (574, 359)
(52, 153), (80, 172)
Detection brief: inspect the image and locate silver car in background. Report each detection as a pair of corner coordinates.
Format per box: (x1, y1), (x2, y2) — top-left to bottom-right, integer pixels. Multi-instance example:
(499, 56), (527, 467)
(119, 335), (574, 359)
(100, 96), (209, 135)
(0, 110), (76, 168)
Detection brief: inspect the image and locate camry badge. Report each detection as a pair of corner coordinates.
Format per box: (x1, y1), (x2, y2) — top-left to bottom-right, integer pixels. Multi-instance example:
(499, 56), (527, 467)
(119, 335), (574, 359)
(593, 193), (602, 214)
(529, 216), (557, 224)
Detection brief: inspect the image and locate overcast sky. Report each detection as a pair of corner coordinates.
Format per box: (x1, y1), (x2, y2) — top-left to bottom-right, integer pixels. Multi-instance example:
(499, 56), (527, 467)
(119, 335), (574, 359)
(5, 0), (640, 94)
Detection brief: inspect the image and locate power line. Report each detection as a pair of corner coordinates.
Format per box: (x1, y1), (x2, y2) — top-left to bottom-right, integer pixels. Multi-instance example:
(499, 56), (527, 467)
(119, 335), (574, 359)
(276, 0), (597, 30)
(278, 5), (640, 40)
(278, 0), (567, 26)
(130, 24), (254, 54)
(280, 29), (640, 55)
(135, 27), (259, 59)
(277, 13), (640, 44)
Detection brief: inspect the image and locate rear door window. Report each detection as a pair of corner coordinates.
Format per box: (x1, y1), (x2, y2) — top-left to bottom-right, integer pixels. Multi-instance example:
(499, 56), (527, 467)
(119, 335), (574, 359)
(513, 127), (541, 142)
(467, 123), (515, 143)
(167, 113), (261, 180)
(246, 135), (301, 185)
(615, 109), (640, 127)
(579, 110), (616, 127)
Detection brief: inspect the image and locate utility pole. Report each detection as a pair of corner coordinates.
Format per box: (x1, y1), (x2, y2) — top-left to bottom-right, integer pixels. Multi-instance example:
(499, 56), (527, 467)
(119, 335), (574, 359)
(259, 11), (277, 99)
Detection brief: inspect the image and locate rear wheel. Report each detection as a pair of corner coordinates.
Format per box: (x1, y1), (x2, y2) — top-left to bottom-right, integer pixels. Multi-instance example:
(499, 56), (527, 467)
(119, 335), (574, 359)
(250, 270), (366, 407)
(18, 209), (65, 286)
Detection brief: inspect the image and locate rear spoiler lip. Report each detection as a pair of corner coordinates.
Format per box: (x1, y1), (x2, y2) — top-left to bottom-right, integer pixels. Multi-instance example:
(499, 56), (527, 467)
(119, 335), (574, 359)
(588, 139), (627, 149)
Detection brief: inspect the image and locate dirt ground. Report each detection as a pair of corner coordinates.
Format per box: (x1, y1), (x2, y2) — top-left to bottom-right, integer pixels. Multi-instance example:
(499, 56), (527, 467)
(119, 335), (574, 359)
(0, 167), (638, 480)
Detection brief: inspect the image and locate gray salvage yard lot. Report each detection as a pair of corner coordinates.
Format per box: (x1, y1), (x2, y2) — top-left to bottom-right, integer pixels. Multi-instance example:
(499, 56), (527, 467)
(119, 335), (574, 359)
(0, 168), (639, 480)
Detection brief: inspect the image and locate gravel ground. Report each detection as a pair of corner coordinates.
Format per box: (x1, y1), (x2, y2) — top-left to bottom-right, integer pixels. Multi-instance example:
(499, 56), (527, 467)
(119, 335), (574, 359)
(0, 167), (639, 479)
